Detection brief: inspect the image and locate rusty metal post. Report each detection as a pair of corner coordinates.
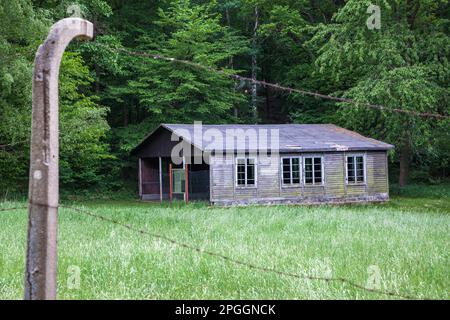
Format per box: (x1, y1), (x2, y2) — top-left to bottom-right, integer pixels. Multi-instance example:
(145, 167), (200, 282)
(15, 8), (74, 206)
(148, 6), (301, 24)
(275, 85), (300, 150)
(25, 18), (93, 300)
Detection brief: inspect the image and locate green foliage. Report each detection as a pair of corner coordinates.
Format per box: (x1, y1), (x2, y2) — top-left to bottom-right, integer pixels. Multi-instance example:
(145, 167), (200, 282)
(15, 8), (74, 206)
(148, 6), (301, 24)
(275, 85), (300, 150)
(59, 53), (111, 189)
(126, 0), (249, 124)
(0, 0), (49, 192)
(310, 0), (450, 181)
(1, 0), (449, 195)
(0, 1), (112, 194)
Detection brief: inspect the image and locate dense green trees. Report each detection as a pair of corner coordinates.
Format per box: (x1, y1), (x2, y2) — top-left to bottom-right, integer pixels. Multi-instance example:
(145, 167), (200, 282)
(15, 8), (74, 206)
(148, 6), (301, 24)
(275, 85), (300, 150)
(0, 0), (448, 195)
(311, 0), (449, 186)
(0, 0), (110, 193)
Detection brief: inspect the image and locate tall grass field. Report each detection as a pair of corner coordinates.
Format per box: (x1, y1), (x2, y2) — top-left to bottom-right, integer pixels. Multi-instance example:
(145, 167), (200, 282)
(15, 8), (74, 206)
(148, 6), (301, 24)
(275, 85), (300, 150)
(0, 185), (449, 299)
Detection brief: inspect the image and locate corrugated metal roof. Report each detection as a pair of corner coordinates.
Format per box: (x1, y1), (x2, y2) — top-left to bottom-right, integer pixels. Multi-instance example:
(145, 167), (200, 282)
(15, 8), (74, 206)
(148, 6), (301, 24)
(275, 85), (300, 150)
(133, 123), (394, 153)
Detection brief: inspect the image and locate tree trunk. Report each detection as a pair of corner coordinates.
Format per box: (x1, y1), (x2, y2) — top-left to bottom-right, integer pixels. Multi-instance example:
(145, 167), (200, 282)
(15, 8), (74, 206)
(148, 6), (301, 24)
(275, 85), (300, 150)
(226, 7), (238, 118)
(251, 6), (259, 123)
(93, 15), (101, 95)
(398, 142), (411, 187)
(123, 105), (129, 127)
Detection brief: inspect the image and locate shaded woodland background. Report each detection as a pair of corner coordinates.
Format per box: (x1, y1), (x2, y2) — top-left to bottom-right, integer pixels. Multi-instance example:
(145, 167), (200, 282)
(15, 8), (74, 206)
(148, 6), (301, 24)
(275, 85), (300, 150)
(0, 0), (449, 197)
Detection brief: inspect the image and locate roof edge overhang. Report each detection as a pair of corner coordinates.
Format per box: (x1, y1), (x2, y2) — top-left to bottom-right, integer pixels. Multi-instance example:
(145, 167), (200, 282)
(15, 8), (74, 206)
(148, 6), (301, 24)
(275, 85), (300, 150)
(130, 123), (205, 156)
(131, 124), (395, 156)
(204, 146), (394, 154)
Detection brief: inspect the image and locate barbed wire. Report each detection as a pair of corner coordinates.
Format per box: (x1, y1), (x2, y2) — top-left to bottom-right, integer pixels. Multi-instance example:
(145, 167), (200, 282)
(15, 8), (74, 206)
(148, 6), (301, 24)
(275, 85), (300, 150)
(97, 44), (449, 120)
(0, 206), (28, 212)
(0, 140), (28, 149)
(0, 204), (428, 299)
(60, 204), (424, 300)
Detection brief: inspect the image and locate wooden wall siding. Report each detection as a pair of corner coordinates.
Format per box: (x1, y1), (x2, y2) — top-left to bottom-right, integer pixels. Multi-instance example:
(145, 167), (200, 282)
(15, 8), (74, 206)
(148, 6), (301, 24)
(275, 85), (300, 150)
(366, 151), (389, 195)
(235, 187), (257, 200)
(210, 155), (234, 202)
(324, 153), (346, 198)
(210, 151), (389, 205)
(345, 184), (367, 197)
(280, 186), (302, 198)
(303, 186), (325, 198)
(256, 155), (280, 199)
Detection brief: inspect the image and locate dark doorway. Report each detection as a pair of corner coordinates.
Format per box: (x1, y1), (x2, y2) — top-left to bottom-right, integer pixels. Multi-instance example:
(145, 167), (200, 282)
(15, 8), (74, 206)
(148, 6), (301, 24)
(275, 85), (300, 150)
(140, 157), (210, 202)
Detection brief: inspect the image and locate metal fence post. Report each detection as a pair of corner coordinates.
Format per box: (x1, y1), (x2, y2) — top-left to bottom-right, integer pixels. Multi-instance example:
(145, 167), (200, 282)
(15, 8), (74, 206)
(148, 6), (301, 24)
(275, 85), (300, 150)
(24, 18), (93, 300)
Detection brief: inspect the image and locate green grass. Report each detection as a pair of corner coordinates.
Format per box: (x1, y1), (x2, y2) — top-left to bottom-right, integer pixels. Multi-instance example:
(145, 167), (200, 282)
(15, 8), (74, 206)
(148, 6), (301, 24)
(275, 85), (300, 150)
(0, 189), (449, 300)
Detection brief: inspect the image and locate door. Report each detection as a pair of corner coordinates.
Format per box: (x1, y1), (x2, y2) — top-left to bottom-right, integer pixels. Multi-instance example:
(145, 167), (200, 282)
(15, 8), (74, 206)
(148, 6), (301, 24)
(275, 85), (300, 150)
(172, 169), (186, 199)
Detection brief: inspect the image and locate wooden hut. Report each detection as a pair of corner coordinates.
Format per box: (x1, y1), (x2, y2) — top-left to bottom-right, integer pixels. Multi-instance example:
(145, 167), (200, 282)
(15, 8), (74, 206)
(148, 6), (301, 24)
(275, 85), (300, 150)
(131, 124), (394, 205)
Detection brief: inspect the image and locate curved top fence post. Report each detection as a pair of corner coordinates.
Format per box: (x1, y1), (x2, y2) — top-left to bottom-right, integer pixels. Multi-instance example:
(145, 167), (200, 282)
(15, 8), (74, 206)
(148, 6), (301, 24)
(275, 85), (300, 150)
(25, 18), (94, 300)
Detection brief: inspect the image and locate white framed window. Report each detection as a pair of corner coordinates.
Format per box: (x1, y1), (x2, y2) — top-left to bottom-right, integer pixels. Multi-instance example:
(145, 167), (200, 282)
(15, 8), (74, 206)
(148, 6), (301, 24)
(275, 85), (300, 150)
(281, 157), (301, 186)
(236, 157), (257, 187)
(303, 156), (323, 185)
(346, 154), (366, 184)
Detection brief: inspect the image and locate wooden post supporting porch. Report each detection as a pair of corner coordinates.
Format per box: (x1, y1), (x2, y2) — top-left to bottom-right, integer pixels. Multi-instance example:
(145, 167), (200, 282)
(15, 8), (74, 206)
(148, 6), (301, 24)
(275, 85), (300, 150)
(159, 157), (163, 203)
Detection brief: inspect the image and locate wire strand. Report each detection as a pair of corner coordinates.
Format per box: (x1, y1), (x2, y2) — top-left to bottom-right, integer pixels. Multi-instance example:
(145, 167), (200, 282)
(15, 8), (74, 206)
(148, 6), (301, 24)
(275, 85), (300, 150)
(97, 44), (449, 120)
(60, 204), (425, 300)
(0, 204), (428, 299)
(0, 140), (28, 149)
(0, 206), (28, 212)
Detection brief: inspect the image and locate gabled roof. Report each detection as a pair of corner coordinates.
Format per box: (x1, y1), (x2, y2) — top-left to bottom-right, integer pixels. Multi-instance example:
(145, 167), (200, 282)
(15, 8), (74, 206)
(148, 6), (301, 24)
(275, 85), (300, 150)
(132, 123), (394, 154)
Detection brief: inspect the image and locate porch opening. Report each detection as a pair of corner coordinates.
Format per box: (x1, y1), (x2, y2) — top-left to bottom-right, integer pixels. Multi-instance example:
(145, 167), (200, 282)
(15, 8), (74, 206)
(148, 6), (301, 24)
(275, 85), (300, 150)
(139, 157), (210, 202)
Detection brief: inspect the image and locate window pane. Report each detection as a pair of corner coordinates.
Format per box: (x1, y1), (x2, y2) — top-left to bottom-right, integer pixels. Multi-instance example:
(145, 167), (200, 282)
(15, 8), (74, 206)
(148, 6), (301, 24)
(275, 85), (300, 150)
(357, 164), (364, 182)
(314, 168), (322, 183)
(314, 157), (321, 165)
(247, 163), (255, 181)
(304, 158), (313, 171)
(237, 170), (245, 184)
(292, 158), (300, 166)
(305, 170), (313, 184)
(357, 162), (364, 171)
(347, 157), (355, 176)
(283, 172), (291, 184)
(247, 179), (255, 185)
(237, 159), (245, 185)
(347, 157), (356, 183)
(247, 158), (255, 165)
(282, 158), (291, 184)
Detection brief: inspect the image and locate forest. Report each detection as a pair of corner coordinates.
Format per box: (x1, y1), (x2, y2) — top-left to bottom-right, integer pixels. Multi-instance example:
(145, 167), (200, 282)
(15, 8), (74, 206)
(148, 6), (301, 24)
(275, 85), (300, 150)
(1, 0), (449, 196)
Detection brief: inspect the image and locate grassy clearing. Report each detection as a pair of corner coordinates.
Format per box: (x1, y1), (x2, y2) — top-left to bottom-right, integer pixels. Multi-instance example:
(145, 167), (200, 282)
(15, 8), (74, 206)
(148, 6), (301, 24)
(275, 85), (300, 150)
(0, 189), (449, 300)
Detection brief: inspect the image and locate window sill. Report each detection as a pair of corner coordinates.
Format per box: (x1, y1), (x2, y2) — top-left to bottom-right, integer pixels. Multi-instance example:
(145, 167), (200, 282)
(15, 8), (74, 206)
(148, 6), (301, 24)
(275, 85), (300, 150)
(281, 184), (302, 188)
(304, 184), (325, 187)
(235, 186), (257, 189)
